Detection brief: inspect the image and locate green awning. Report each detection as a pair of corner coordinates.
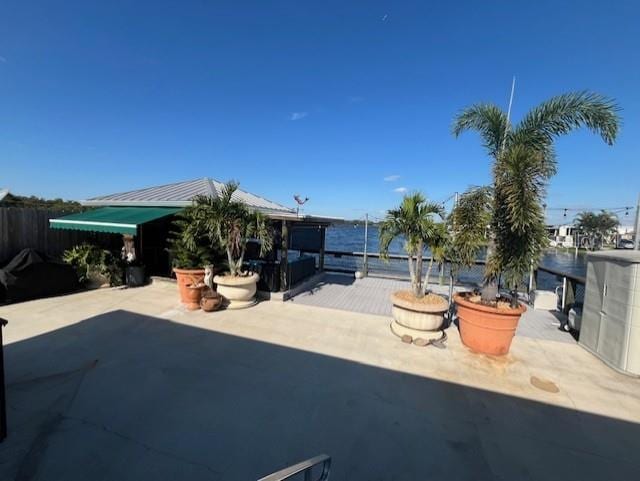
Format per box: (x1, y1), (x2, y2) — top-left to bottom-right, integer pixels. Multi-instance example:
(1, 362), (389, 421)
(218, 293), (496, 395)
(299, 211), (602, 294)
(49, 207), (182, 235)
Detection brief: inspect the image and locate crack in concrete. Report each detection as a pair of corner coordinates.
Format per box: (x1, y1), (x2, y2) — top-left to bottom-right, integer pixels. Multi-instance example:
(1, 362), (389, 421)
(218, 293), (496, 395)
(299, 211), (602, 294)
(8, 357), (220, 480)
(65, 415), (222, 479)
(11, 361), (98, 481)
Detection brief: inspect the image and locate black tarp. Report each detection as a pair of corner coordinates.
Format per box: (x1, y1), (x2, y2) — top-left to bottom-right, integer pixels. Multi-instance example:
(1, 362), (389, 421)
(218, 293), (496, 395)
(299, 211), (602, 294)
(0, 249), (79, 303)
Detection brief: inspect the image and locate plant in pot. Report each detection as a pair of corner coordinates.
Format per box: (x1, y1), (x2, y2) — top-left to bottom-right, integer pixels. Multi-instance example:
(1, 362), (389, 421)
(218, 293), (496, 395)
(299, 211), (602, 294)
(189, 181), (274, 309)
(379, 192), (450, 341)
(63, 244), (124, 288)
(451, 91), (620, 355)
(167, 209), (222, 309)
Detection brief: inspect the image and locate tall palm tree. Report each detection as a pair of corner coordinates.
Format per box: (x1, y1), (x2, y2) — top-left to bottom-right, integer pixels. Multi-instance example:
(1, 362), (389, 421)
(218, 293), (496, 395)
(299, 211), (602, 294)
(575, 210), (619, 250)
(452, 91), (620, 302)
(379, 192), (446, 298)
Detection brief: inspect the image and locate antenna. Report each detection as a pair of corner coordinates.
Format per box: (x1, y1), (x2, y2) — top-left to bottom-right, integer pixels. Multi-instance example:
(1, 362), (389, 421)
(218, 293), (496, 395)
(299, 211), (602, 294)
(501, 76), (516, 153)
(506, 76), (516, 122)
(293, 194), (309, 216)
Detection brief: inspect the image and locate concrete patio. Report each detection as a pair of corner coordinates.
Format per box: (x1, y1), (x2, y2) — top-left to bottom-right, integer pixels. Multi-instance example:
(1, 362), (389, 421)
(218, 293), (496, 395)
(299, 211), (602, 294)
(0, 282), (639, 480)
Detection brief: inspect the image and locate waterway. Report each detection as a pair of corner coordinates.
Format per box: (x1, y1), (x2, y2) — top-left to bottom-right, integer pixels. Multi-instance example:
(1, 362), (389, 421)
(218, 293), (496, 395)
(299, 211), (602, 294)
(323, 224), (587, 286)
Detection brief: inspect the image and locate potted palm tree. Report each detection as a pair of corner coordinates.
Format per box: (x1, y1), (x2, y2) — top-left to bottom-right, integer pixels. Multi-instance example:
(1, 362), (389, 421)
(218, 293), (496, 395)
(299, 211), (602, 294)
(189, 182), (274, 309)
(379, 192), (449, 339)
(168, 209), (222, 309)
(451, 91), (620, 355)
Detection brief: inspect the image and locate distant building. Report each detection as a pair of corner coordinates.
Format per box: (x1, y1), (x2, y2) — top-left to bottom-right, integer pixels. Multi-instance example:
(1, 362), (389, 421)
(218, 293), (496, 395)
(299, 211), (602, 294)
(546, 224), (576, 248)
(617, 225), (635, 239)
(0, 188), (8, 203)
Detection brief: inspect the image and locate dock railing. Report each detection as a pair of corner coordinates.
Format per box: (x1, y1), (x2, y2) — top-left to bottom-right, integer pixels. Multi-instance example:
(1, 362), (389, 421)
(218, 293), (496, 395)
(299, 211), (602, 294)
(257, 454), (331, 481)
(296, 249), (586, 312)
(532, 265), (586, 314)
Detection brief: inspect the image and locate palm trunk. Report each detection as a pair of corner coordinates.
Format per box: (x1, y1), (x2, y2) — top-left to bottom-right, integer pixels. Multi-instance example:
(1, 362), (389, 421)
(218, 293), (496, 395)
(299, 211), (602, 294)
(236, 245), (247, 274)
(423, 257), (434, 296)
(481, 238), (499, 302)
(226, 247), (237, 276)
(415, 242), (424, 297)
(407, 254), (420, 297)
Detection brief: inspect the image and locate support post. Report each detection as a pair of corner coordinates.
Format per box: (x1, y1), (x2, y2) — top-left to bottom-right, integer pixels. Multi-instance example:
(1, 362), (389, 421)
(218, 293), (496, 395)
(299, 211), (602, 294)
(634, 193), (640, 250)
(528, 263), (536, 296)
(0, 317), (7, 441)
(280, 220), (289, 292)
(319, 227), (326, 272)
(564, 277), (576, 314)
(363, 214), (369, 277)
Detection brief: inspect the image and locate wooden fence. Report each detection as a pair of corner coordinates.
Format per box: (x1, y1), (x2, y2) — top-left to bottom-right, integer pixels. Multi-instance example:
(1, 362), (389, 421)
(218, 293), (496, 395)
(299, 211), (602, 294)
(0, 207), (114, 265)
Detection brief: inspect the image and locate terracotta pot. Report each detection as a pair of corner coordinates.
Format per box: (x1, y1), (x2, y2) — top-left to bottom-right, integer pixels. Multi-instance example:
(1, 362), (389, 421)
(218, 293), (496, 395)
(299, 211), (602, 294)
(390, 291), (448, 338)
(213, 272), (260, 309)
(184, 283), (204, 310)
(201, 291), (223, 312)
(454, 294), (526, 356)
(173, 268), (205, 305)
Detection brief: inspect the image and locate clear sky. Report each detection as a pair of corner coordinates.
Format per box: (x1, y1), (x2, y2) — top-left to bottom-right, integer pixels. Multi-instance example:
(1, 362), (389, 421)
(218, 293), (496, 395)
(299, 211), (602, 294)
(1, 1), (638, 224)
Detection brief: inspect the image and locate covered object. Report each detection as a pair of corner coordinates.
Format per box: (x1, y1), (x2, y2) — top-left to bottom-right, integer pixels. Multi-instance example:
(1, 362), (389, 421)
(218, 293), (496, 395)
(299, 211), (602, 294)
(0, 249), (79, 303)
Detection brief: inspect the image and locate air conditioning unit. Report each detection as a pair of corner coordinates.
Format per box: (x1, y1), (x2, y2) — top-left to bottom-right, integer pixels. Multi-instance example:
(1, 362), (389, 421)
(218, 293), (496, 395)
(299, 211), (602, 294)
(580, 250), (640, 376)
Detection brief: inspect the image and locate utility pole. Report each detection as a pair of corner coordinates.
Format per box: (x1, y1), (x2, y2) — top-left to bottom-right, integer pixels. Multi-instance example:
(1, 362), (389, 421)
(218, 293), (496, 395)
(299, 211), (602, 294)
(634, 193), (640, 250)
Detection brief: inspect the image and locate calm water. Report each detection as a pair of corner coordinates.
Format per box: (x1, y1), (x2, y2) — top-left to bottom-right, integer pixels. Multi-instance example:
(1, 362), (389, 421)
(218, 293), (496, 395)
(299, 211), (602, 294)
(323, 224), (587, 286)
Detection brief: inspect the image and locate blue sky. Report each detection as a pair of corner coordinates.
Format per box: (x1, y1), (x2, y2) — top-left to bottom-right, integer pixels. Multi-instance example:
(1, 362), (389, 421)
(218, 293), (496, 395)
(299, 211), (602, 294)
(1, 1), (639, 224)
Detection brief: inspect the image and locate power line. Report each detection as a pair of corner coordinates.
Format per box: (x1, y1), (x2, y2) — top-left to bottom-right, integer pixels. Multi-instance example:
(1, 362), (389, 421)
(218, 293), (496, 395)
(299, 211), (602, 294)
(545, 206), (634, 211)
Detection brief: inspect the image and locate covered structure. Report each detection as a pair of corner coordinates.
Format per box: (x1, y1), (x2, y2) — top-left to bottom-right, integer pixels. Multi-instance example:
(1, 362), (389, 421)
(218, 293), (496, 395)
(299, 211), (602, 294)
(49, 178), (334, 289)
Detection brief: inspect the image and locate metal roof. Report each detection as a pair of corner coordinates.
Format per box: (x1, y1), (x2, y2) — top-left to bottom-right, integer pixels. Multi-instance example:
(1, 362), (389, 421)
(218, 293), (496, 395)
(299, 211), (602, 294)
(82, 178), (297, 217)
(0, 188), (8, 202)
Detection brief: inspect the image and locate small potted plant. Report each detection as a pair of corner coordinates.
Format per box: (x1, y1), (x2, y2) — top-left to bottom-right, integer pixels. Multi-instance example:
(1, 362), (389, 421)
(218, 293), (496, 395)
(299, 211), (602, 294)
(379, 192), (449, 341)
(188, 181), (273, 309)
(63, 244), (123, 288)
(451, 91), (620, 355)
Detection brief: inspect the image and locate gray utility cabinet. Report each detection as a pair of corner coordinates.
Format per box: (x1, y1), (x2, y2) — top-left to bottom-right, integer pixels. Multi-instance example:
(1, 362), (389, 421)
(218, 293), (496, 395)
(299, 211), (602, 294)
(580, 250), (640, 376)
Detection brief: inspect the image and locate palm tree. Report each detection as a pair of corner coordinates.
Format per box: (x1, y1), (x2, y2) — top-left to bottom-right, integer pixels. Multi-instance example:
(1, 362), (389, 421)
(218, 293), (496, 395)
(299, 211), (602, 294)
(452, 91), (620, 304)
(575, 210), (620, 250)
(184, 182), (274, 276)
(379, 192), (446, 298)
(447, 186), (492, 272)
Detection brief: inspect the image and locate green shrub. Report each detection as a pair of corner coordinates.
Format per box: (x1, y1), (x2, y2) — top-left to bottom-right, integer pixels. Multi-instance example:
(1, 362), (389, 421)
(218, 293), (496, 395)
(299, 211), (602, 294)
(63, 244), (123, 286)
(166, 209), (223, 269)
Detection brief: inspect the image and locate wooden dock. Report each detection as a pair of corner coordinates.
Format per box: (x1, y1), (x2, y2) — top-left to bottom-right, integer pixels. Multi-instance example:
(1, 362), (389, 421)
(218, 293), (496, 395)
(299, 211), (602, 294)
(289, 272), (575, 343)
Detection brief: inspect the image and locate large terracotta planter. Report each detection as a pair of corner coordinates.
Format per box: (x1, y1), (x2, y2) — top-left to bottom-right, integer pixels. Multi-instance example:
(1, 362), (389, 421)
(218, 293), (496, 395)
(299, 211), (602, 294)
(454, 294), (526, 356)
(390, 290), (448, 338)
(214, 272), (260, 309)
(173, 268), (205, 305)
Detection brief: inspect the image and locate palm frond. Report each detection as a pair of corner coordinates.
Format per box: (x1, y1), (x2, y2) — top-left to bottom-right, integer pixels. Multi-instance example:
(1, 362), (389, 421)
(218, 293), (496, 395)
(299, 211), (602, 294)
(448, 186), (492, 268)
(452, 104), (509, 158)
(513, 91), (620, 150)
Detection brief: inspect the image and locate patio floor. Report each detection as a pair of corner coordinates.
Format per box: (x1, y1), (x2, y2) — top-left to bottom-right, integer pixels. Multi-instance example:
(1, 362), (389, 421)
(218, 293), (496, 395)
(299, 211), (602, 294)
(0, 283), (639, 480)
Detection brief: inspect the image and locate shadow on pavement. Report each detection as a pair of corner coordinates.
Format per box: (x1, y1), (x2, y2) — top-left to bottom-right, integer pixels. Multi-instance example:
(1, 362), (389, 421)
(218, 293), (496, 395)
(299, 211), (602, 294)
(0, 309), (638, 480)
